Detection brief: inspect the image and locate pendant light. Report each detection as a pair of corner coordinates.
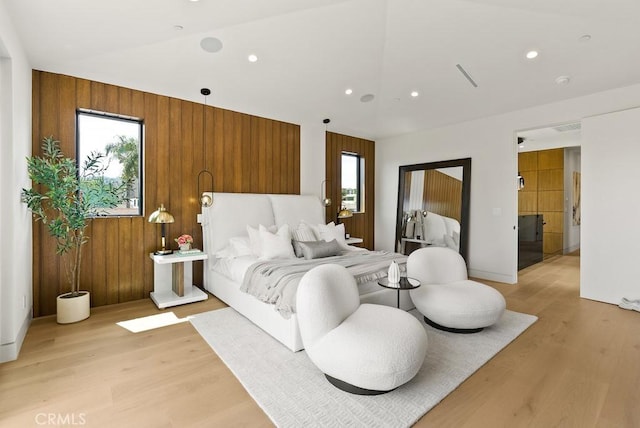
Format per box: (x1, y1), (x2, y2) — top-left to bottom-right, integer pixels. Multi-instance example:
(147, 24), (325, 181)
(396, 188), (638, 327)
(197, 88), (214, 207)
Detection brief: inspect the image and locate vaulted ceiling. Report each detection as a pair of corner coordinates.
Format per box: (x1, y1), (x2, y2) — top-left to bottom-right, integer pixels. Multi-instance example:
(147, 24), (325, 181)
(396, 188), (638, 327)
(5, 0), (640, 139)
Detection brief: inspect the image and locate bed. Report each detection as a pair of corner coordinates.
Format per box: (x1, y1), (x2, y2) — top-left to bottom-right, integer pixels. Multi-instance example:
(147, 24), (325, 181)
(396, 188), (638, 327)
(200, 192), (414, 352)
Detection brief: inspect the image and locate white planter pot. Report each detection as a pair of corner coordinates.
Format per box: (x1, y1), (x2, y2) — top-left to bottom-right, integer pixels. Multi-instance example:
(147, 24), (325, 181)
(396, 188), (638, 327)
(56, 291), (90, 324)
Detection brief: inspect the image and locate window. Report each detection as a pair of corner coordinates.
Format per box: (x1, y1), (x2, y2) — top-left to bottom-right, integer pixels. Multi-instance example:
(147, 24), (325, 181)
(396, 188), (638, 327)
(76, 110), (143, 216)
(341, 152), (364, 212)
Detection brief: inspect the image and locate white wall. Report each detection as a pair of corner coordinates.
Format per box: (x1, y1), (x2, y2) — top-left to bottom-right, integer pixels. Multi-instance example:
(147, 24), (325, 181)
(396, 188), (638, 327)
(564, 147), (581, 253)
(376, 83), (640, 286)
(581, 107), (640, 303)
(0, 0), (32, 362)
(299, 120), (326, 198)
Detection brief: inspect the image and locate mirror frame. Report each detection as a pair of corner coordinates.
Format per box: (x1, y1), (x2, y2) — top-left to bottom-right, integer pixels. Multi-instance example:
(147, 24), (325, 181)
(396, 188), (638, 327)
(395, 157), (472, 261)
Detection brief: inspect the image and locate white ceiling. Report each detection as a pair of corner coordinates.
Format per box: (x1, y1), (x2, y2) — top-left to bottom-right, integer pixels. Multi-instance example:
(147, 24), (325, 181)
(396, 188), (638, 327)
(5, 0), (640, 139)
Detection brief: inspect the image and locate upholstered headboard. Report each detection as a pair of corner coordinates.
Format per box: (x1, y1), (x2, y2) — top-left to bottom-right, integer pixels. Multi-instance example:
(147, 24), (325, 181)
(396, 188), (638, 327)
(269, 194), (324, 227)
(201, 192), (324, 254)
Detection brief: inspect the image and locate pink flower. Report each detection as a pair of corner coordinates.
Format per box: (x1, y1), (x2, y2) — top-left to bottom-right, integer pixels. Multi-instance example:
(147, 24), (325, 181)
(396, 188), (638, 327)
(175, 234), (193, 245)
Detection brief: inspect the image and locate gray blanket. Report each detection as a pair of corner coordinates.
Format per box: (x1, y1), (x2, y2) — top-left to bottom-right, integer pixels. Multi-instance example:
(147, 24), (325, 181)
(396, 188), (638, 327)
(240, 251), (407, 318)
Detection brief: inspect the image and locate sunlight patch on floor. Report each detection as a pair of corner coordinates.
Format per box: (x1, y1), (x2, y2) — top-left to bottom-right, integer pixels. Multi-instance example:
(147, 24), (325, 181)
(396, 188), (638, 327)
(117, 312), (191, 333)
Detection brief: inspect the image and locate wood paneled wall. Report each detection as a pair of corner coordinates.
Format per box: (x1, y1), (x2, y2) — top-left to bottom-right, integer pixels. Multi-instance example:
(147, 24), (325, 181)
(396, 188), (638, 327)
(325, 132), (375, 249)
(518, 148), (564, 258)
(422, 170), (463, 222)
(32, 70), (300, 316)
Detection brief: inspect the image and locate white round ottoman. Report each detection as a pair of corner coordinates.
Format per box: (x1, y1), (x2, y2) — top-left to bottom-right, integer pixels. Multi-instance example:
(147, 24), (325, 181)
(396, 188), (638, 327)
(407, 247), (506, 333)
(297, 264), (428, 395)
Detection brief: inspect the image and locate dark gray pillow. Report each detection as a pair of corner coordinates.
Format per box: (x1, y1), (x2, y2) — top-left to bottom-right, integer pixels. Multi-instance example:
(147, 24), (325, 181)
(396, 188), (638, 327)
(298, 239), (343, 260)
(291, 239), (310, 258)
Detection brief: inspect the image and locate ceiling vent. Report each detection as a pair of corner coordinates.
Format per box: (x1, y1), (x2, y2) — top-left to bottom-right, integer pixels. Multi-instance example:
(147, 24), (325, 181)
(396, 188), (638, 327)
(553, 122), (581, 133)
(456, 64), (478, 88)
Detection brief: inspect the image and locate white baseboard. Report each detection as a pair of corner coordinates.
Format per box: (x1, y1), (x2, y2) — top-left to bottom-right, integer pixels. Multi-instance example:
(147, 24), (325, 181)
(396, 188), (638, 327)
(564, 244), (581, 254)
(468, 269), (516, 285)
(0, 310), (32, 363)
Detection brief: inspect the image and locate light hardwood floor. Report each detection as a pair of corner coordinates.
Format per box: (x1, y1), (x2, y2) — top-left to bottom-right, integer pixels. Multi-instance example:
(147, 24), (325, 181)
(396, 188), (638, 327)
(1, 254), (639, 427)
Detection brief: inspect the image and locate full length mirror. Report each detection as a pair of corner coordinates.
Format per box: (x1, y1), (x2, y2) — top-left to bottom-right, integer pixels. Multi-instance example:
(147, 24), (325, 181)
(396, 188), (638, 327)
(395, 158), (471, 260)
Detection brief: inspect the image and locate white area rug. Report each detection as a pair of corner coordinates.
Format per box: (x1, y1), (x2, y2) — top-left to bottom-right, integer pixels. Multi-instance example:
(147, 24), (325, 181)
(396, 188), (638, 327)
(190, 308), (537, 427)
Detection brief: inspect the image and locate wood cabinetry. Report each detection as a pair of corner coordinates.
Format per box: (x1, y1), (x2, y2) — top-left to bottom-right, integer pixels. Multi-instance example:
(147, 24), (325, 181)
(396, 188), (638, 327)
(518, 148), (564, 259)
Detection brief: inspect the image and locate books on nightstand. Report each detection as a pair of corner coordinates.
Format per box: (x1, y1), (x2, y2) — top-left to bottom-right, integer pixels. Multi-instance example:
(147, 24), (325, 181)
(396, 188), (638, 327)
(177, 249), (203, 255)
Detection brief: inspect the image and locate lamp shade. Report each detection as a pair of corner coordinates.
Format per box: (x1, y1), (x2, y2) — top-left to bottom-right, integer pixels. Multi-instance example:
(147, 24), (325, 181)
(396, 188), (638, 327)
(337, 208), (353, 219)
(148, 204), (175, 224)
(148, 204), (174, 255)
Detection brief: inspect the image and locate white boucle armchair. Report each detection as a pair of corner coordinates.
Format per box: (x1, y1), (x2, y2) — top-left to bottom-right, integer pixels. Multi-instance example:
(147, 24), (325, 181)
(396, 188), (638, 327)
(296, 264), (428, 395)
(408, 247), (506, 333)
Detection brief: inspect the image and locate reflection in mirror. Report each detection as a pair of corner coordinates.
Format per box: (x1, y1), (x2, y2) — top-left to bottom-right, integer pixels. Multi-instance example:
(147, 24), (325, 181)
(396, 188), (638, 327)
(396, 158), (471, 260)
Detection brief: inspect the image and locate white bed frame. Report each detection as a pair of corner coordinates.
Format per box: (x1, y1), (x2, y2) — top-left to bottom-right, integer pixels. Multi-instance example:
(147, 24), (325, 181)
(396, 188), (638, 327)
(200, 192), (413, 352)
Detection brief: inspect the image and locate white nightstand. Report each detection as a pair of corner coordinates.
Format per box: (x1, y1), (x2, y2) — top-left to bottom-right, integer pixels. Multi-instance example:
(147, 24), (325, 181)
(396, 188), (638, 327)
(345, 237), (364, 245)
(149, 251), (208, 309)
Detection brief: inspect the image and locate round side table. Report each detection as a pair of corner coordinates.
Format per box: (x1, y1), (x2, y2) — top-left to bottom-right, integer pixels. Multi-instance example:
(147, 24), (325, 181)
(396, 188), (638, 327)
(377, 276), (420, 308)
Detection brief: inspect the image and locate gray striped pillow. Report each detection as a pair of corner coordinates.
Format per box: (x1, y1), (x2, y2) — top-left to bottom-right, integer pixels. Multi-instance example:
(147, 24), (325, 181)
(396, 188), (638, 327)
(291, 222), (317, 242)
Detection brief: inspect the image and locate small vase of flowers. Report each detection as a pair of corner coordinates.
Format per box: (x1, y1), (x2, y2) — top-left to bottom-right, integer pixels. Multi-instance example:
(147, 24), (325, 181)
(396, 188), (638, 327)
(175, 234), (194, 251)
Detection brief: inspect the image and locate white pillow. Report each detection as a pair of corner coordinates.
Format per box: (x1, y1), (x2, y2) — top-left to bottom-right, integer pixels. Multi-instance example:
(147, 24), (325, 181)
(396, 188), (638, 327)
(246, 225), (261, 256)
(312, 222), (350, 250)
(443, 234), (457, 250)
(229, 237), (253, 258)
(247, 224), (277, 256)
(259, 224), (295, 260)
(424, 212), (446, 246)
(215, 236), (253, 259)
(215, 246), (232, 259)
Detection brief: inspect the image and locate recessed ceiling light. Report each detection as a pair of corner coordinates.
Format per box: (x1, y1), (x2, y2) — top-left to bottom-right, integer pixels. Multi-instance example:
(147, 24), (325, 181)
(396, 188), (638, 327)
(525, 50), (539, 59)
(345, 88), (353, 95)
(189, 0), (200, 2)
(173, 25), (184, 31)
(200, 37), (223, 53)
(579, 34), (591, 42)
(555, 75), (571, 85)
(248, 54), (258, 63)
(410, 91), (419, 98)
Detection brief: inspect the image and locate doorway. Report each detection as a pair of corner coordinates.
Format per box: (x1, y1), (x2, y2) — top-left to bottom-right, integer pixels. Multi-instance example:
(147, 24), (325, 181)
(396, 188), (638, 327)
(516, 123), (581, 270)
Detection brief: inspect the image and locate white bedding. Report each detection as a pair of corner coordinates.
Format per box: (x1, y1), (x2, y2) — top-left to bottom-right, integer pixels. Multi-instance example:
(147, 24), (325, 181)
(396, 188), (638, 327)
(211, 247), (365, 284)
(212, 255), (258, 284)
(213, 250), (407, 319)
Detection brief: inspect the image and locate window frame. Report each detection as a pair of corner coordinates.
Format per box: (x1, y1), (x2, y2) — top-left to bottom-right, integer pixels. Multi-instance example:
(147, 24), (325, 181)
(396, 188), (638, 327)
(75, 109), (144, 217)
(341, 151), (363, 213)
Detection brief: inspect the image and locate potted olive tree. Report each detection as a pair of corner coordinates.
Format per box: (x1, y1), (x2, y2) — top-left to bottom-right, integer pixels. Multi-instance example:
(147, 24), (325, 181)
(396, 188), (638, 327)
(22, 136), (128, 323)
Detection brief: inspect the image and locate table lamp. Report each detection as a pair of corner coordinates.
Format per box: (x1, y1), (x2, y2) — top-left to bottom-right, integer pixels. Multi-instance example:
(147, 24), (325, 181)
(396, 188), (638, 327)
(148, 204), (175, 255)
(336, 207), (353, 224)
